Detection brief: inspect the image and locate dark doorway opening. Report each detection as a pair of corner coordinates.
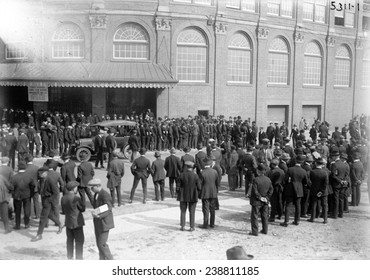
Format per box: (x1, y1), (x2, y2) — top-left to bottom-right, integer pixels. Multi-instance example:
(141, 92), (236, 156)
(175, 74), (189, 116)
(49, 87), (92, 114)
(0, 86), (32, 111)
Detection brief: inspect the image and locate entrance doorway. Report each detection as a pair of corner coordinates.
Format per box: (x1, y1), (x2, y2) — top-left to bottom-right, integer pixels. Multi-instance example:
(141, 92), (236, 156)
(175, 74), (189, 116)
(302, 105), (321, 127)
(267, 105), (289, 127)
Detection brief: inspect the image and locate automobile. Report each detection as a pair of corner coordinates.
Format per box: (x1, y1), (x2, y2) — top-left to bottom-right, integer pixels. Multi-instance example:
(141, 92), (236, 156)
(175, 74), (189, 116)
(70, 120), (137, 162)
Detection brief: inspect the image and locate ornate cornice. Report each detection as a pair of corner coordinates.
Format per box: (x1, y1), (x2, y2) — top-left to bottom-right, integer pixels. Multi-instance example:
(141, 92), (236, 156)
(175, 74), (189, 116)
(327, 36), (336, 47)
(89, 15), (107, 29)
(294, 32), (304, 43)
(215, 22), (227, 35)
(155, 18), (171, 31)
(257, 27), (269, 39)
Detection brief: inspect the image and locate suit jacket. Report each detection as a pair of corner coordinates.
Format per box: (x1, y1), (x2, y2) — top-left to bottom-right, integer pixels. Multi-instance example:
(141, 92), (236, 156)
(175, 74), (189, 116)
(350, 160), (364, 185)
(105, 134), (116, 153)
(310, 167), (329, 197)
(93, 135), (104, 153)
(180, 154), (195, 171)
(250, 175), (273, 206)
(128, 134), (140, 152)
(195, 151), (207, 173)
(151, 158), (166, 182)
(284, 165), (308, 198)
(131, 155), (151, 178)
(107, 158), (125, 188)
(42, 170), (64, 203)
(164, 154), (182, 178)
(0, 165), (13, 182)
(5, 134), (17, 152)
(177, 169), (201, 202)
(25, 163), (40, 193)
(77, 161), (94, 187)
(199, 167), (219, 199)
(61, 192), (85, 229)
(92, 189), (114, 233)
(61, 160), (77, 184)
(11, 171), (35, 200)
(330, 159), (350, 189)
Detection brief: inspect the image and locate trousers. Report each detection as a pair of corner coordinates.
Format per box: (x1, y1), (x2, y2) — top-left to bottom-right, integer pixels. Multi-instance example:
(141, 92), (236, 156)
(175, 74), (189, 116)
(14, 198), (31, 228)
(180, 202), (197, 228)
(66, 226), (84, 260)
(94, 228), (113, 260)
(251, 203), (269, 235)
(201, 198), (216, 227)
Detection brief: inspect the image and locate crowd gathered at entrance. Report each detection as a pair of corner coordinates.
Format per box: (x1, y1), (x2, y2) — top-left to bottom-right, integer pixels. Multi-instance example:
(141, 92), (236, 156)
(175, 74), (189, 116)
(0, 106), (369, 259)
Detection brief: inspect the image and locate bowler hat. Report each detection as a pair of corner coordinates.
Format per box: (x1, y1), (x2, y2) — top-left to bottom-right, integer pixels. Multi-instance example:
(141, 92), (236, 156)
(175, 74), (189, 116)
(340, 153), (348, 160)
(226, 246), (254, 260)
(18, 162), (27, 170)
(203, 157), (212, 166)
(316, 158), (324, 165)
(154, 151), (161, 158)
(281, 153), (290, 161)
(257, 163), (267, 172)
(296, 154), (306, 163)
(270, 159), (279, 166)
(170, 147), (176, 154)
(66, 181), (79, 191)
(139, 147), (147, 155)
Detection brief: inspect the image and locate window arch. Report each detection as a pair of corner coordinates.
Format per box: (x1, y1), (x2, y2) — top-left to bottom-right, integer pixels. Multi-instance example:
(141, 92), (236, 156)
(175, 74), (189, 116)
(228, 32), (252, 83)
(113, 23), (149, 60)
(52, 22), (84, 59)
(362, 49), (370, 87)
(176, 27), (208, 82)
(268, 37), (290, 84)
(334, 45), (351, 87)
(303, 41), (323, 86)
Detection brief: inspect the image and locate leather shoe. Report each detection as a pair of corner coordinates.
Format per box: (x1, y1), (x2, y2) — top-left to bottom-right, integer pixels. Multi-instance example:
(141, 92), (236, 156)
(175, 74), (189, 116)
(142, 200), (146, 204)
(128, 200), (133, 204)
(189, 227), (195, 232)
(13, 226), (20, 230)
(31, 235), (42, 242)
(199, 225), (208, 229)
(292, 221), (299, 226)
(259, 230), (267, 234)
(280, 222), (288, 227)
(307, 219), (314, 223)
(248, 232), (258, 236)
(268, 218), (275, 222)
(323, 220), (328, 224)
(300, 214), (309, 218)
(180, 227), (185, 231)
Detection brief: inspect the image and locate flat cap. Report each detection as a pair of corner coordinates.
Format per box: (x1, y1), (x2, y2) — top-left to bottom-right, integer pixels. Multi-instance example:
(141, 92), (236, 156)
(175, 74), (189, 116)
(184, 161), (194, 168)
(66, 181), (79, 191)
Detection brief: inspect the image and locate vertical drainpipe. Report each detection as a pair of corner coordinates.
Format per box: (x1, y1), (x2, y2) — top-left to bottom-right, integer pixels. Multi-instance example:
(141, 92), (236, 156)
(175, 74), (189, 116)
(212, 2), (219, 117)
(323, 5), (331, 122)
(255, 4), (261, 124)
(291, 1), (299, 128)
(352, 9), (360, 119)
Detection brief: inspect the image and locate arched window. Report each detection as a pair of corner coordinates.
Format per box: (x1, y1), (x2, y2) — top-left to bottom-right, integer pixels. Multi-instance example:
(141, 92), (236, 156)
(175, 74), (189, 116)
(176, 28), (208, 82)
(362, 49), (370, 87)
(113, 23), (149, 60)
(268, 37), (290, 84)
(52, 23), (84, 58)
(228, 32), (252, 83)
(304, 41), (322, 86)
(335, 45), (351, 87)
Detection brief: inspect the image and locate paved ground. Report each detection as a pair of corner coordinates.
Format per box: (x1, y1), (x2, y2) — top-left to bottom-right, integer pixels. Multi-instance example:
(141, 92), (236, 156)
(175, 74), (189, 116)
(0, 149), (370, 260)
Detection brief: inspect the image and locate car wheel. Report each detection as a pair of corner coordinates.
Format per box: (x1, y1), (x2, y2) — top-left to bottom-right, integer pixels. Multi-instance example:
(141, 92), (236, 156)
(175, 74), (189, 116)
(76, 147), (92, 162)
(123, 145), (132, 159)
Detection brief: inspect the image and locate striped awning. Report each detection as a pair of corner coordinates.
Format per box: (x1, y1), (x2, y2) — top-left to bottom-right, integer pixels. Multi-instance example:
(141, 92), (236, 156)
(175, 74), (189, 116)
(0, 62), (178, 88)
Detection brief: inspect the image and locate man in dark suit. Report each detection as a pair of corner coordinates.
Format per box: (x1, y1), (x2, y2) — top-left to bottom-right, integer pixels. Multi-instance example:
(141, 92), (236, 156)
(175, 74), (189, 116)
(25, 155), (40, 219)
(4, 130), (17, 169)
(280, 154), (308, 227)
(330, 149), (350, 218)
(61, 181), (85, 259)
(151, 151), (166, 201)
(195, 144), (206, 175)
(87, 178), (114, 260)
(268, 159), (285, 222)
(308, 158), (329, 224)
(128, 129), (140, 162)
(180, 146), (195, 172)
(60, 153), (76, 185)
(105, 129), (116, 169)
(249, 164), (273, 236)
(107, 151), (125, 207)
(350, 152), (364, 206)
(11, 162), (35, 229)
(27, 124), (36, 156)
(238, 145), (258, 197)
(77, 152), (94, 202)
(93, 130), (105, 169)
(32, 160), (64, 241)
(177, 161), (201, 231)
(199, 157), (219, 229)
(164, 147), (182, 198)
(129, 148), (151, 203)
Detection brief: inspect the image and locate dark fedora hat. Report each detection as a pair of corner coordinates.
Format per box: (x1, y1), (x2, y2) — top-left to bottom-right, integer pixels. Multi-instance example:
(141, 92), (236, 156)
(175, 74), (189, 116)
(226, 246), (254, 260)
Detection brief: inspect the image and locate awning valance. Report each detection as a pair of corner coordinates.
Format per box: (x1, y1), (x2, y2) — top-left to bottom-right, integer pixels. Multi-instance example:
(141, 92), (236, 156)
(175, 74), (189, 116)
(0, 62), (178, 88)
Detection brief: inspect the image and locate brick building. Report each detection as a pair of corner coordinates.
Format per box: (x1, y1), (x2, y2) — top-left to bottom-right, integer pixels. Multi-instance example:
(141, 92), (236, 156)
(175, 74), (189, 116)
(0, 0), (369, 128)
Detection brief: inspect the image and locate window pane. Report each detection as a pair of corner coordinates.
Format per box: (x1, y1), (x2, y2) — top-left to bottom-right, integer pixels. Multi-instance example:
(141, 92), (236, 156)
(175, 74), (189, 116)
(281, 0), (293, 17)
(113, 24), (149, 59)
(303, 2), (314, 21)
(335, 59), (351, 86)
(267, 0), (280, 15)
(228, 49), (251, 82)
(6, 43), (27, 59)
(315, 4), (326, 22)
(268, 53), (289, 84)
(242, 0), (255, 11)
(345, 11), (355, 27)
(177, 46), (207, 81)
(52, 23), (84, 58)
(304, 55), (321, 85)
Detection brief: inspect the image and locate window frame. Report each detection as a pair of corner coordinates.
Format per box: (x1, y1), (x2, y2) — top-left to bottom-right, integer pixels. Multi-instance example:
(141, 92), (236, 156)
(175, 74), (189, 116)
(112, 23), (150, 61)
(267, 0), (293, 18)
(51, 22), (85, 59)
(268, 37), (290, 85)
(176, 27), (208, 83)
(5, 42), (28, 60)
(225, 0), (256, 12)
(303, 41), (323, 86)
(334, 45), (352, 87)
(302, 0), (327, 23)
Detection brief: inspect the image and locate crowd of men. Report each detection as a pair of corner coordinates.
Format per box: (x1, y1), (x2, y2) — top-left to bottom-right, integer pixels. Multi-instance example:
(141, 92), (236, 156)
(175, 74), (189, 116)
(0, 106), (369, 259)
